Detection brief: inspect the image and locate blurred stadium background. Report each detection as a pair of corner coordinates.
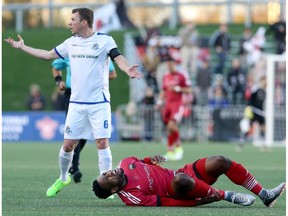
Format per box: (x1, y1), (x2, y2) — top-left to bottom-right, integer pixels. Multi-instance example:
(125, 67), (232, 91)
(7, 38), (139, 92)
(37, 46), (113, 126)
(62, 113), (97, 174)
(2, 1), (286, 214)
(2, 0), (286, 145)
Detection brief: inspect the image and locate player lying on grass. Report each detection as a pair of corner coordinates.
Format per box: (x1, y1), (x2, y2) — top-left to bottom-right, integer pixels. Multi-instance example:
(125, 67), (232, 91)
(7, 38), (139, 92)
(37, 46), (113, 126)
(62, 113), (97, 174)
(93, 155), (285, 207)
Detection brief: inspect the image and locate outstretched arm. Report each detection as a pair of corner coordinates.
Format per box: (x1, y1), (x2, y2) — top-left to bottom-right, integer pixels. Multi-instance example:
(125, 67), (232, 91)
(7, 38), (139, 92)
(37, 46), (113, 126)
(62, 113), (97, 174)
(5, 34), (59, 60)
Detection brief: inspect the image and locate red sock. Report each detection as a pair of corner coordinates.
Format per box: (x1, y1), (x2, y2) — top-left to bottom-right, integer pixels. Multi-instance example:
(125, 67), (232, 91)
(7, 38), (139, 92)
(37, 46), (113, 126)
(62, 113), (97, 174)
(225, 161), (263, 195)
(167, 131), (179, 149)
(187, 178), (225, 199)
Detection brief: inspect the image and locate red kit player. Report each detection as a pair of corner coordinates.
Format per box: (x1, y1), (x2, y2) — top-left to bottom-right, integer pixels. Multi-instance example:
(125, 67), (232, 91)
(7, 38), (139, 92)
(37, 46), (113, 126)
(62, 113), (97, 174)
(156, 59), (192, 161)
(93, 154), (285, 207)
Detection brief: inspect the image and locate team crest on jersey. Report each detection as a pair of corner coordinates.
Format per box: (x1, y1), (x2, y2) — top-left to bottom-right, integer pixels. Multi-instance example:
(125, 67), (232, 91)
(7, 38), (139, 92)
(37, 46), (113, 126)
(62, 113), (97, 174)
(91, 43), (99, 50)
(65, 126), (72, 134)
(128, 163), (136, 170)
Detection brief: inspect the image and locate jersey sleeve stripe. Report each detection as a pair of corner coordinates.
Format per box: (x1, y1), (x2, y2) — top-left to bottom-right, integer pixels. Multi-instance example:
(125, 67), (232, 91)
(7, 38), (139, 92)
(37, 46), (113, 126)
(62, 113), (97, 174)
(119, 191), (141, 204)
(54, 48), (65, 60)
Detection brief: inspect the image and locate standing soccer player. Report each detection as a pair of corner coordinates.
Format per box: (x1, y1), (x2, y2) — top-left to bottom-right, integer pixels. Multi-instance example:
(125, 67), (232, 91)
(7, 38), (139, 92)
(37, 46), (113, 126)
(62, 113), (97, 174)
(156, 58), (192, 161)
(5, 8), (143, 197)
(237, 76), (267, 151)
(52, 58), (117, 183)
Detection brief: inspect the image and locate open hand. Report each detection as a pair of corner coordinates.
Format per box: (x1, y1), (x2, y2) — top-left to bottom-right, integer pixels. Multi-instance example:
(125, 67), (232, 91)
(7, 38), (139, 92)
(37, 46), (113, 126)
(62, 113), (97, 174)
(4, 34), (24, 49)
(150, 155), (166, 165)
(127, 64), (143, 79)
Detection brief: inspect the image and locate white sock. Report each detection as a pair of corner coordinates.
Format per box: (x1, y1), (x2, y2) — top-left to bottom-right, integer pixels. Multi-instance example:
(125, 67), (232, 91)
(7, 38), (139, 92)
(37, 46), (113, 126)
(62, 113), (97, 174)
(59, 146), (73, 181)
(98, 147), (112, 175)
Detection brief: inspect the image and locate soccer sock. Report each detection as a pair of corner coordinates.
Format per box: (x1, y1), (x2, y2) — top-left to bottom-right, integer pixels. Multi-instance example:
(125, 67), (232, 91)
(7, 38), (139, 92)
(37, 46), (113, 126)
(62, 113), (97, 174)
(167, 131), (179, 150)
(71, 144), (81, 170)
(59, 146), (73, 181)
(98, 147), (112, 175)
(70, 139), (87, 171)
(187, 178), (225, 199)
(225, 161), (263, 195)
(78, 139), (87, 151)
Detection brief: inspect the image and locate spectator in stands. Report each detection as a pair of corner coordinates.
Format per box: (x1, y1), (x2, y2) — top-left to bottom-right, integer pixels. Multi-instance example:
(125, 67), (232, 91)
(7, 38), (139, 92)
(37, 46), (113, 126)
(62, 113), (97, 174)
(238, 27), (253, 71)
(243, 27), (266, 68)
(209, 23), (231, 74)
(148, 34), (182, 88)
(208, 74), (229, 108)
(156, 58), (192, 161)
(209, 74), (228, 99)
(208, 86), (229, 109)
(196, 59), (212, 106)
(227, 58), (246, 105)
(145, 69), (159, 95)
(51, 87), (66, 111)
(267, 17), (286, 54)
(27, 83), (47, 111)
(178, 22), (199, 75)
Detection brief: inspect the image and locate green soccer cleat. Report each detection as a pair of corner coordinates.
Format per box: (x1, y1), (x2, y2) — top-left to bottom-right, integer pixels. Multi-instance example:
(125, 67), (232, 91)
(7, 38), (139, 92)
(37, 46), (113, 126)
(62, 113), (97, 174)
(174, 146), (184, 161)
(163, 151), (176, 161)
(106, 194), (115, 200)
(46, 175), (71, 197)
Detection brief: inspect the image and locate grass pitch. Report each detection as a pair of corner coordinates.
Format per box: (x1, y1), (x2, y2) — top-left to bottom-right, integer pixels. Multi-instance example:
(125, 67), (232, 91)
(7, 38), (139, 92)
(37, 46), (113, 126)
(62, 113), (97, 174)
(2, 142), (286, 216)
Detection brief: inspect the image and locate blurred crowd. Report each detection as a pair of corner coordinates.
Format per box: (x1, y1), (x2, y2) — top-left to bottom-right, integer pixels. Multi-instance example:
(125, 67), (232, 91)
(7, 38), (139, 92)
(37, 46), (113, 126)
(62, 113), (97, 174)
(136, 20), (286, 111)
(26, 20), (286, 112)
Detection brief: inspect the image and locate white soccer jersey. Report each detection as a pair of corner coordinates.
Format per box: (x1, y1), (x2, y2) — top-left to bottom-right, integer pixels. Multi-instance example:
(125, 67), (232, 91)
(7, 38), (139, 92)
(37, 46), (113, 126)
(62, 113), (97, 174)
(54, 32), (117, 104)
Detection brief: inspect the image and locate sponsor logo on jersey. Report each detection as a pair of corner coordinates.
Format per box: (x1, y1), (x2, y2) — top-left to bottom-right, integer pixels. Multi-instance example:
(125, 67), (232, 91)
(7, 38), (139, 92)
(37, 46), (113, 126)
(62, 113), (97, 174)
(91, 43), (99, 50)
(128, 163), (136, 170)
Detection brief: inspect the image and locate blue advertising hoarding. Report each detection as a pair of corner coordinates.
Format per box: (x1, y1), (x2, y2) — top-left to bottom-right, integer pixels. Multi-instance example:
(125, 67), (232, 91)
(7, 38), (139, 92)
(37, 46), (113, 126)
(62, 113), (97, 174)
(2, 111), (118, 142)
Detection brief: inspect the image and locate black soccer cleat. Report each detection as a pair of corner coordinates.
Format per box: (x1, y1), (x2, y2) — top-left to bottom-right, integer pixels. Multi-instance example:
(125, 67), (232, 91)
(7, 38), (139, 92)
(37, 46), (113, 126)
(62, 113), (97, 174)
(261, 182), (286, 207)
(72, 170), (82, 183)
(69, 167), (82, 183)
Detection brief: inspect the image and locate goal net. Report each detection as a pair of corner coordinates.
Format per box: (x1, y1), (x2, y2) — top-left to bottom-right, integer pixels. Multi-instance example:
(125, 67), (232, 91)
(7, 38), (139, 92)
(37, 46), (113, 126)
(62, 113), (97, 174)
(265, 54), (286, 147)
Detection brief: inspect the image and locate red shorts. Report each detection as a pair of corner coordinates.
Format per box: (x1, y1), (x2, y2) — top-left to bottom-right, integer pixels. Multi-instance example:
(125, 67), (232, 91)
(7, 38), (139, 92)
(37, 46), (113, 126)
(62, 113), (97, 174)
(176, 158), (217, 185)
(162, 102), (185, 124)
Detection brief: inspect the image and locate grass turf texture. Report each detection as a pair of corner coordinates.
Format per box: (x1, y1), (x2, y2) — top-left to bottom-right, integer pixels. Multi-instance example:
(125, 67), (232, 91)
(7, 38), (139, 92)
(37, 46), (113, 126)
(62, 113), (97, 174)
(2, 142), (286, 216)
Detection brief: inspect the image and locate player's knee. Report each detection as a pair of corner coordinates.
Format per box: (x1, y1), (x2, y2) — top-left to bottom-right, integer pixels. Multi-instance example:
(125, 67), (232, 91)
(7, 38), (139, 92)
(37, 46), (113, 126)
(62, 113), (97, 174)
(63, 144), (74, 152)
(96, 138), (109, 149)
(210, 156), (231, 171)
(172, 173), (194, 195)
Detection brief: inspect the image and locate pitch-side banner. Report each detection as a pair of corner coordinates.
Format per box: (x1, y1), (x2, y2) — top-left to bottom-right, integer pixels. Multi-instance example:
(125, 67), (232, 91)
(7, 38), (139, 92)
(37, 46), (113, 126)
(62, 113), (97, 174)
(2, 112), (118, 142)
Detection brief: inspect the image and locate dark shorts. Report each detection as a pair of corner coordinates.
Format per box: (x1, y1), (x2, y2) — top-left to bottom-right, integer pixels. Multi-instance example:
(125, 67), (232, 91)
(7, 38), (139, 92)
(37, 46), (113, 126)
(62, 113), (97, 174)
(64, 88), (71, 115)
(252, 113), (265, 125)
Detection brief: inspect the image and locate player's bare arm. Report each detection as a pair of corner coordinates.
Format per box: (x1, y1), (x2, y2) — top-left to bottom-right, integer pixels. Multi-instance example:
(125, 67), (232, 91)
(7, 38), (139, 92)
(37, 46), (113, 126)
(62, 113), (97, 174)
(5, 34), (59, 60)
(156, 91), (165, 110)
(167, 85), (192, 93)
(114, 55), (143, 79)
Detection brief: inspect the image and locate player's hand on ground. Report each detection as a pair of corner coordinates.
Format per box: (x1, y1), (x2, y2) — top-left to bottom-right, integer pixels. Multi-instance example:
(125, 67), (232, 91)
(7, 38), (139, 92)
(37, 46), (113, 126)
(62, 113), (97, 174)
(195, 194), (221, 206)
(150, 155), (166, 165)
(4, 34), (24, 49)
(127, 64), (143, 79)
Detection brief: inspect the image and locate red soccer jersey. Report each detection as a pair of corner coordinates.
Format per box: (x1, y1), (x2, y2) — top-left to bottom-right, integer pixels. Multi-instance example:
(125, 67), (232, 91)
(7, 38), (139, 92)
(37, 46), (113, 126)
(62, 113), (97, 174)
(117, 157), (175, 206)
(162, 71), (189, 104)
